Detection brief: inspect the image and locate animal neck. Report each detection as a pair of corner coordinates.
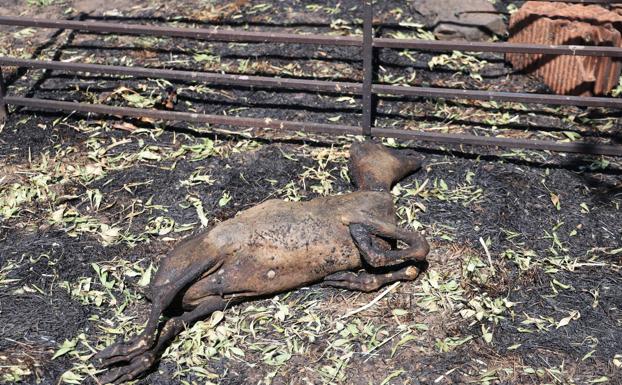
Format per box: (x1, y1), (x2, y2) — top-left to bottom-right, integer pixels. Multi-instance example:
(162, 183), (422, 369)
(356, 178), (393, 193)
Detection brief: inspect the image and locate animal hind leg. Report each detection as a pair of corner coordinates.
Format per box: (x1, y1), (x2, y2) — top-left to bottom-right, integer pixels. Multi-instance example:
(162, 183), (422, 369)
(322, 265), (422, 292)
(98, 296), (229, 384)
(349, 219), (429, 268)
(94, 256), (224, 368)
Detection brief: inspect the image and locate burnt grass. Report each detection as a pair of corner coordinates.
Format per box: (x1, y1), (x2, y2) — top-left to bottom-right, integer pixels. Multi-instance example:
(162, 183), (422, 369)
(2, 110), (621, 384)
(416, 153), (622, 362)
(1, 1), (622, 384)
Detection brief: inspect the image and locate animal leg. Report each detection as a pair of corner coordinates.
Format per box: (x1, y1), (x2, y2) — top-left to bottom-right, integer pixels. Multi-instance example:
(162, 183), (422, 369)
(349, 220), (429, 268)
(322, 265), (421, 292)
(94, 258), (223, 367)
(98, 296), (228, 384)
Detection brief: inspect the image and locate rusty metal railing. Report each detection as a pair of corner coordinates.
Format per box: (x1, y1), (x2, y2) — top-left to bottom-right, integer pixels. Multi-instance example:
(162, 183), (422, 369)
(1, 1), (622, 156)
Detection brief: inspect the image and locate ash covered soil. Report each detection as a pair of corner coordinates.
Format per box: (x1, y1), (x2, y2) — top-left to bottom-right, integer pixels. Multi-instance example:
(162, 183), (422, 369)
(1, 1), (622, 385)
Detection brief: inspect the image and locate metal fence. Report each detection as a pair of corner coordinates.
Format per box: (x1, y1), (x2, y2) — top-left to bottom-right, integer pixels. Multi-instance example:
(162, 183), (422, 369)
(1, 1), (621, 156)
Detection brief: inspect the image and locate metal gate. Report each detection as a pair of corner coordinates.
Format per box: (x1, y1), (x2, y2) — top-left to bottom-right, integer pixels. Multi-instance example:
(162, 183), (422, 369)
(1, 1), (621, 156)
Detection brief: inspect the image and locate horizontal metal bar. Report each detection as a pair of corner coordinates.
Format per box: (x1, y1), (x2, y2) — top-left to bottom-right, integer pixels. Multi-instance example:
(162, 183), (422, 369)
(4, 96), (360, 136)
(373, 38), (622, 57)
(5, 96), (619, 156)
(3, 57), (622, 108)
(2, 16), (622, 57)
(373, 127), (622, 156)
(0, 57), (361, 93)
(373, 84), (622, 108)
(0, 16), (361, 46)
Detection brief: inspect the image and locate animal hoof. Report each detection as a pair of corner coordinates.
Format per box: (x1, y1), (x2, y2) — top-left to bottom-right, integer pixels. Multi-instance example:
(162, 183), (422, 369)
(94, 336), (152, 368)
(97, 352), (156, 384)
(94, 344), (130, 368)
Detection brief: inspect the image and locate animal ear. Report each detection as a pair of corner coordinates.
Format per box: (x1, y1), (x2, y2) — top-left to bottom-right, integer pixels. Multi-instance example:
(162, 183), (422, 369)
(394, 149), (424, 174)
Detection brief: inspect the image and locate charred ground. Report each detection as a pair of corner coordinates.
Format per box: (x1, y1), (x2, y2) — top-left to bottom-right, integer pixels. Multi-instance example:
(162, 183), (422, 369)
(1, 1), (621, 384)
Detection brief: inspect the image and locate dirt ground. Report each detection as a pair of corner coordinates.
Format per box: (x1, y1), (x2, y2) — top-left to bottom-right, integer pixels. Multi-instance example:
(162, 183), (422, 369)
(1, 1), (621, 385)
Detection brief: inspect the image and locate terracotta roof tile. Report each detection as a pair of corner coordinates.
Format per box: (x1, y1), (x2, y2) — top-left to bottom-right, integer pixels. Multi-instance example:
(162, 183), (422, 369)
(507, 1), (622, 96)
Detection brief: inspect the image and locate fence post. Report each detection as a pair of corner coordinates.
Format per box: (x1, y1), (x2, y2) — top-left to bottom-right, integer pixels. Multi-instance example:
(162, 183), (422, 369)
(0, 67), (7, 123)
(361, 0), (374, 137)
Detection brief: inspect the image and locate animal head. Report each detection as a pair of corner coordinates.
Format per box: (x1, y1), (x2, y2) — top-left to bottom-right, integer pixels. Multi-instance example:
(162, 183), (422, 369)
(349, 141), (424, 191)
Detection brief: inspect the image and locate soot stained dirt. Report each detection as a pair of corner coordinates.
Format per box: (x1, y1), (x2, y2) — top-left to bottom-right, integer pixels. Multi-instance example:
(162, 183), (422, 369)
(499, 268), (622, 358)
(410, 153), (621, 256)
(1, 116), (621, 384)
(87, 140), (348, 233)
(1, 1), (622, 384)
(0, 230), (133, 382)
(0, 115), (90, 161)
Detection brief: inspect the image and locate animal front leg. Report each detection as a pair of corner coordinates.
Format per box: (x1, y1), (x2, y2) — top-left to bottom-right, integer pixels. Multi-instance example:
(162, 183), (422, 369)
(94, 258), (223, 368)
(98, 296), (228, 384)
(322, 265), (421, 292)
(349, 221), (429, 268)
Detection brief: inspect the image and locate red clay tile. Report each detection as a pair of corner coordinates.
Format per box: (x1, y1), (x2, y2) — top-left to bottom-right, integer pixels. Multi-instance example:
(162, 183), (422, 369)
(507, 2), (622, 96)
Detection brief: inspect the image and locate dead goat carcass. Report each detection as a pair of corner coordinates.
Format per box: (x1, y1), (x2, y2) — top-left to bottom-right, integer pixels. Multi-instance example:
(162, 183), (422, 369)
(95, 141), (430, 383)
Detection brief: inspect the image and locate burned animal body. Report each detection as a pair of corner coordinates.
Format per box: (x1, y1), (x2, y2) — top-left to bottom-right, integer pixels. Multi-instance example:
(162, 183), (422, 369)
(95, 142), (430, 383)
